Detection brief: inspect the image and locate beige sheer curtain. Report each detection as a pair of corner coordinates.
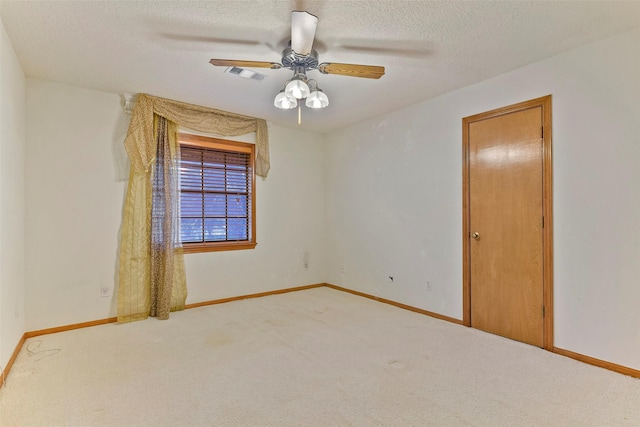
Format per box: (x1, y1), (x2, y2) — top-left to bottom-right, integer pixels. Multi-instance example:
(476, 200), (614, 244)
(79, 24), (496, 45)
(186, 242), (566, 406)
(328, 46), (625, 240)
(150, 116), (184, 319)
(117, 94), (269, 323)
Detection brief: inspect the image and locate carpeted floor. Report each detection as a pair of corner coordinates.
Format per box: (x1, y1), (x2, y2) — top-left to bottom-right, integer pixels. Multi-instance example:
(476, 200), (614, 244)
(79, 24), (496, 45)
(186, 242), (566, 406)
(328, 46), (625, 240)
(1, 287), (639, 426)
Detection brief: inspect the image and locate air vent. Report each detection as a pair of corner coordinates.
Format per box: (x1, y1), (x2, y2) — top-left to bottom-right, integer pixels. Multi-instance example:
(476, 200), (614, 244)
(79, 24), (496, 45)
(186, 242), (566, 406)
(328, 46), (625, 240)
(225, 67), (266, 81)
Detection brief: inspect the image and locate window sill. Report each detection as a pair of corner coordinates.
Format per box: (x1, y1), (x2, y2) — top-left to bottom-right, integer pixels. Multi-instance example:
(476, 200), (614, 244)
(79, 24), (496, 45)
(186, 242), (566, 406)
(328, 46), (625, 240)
(182, 241), (257, 254)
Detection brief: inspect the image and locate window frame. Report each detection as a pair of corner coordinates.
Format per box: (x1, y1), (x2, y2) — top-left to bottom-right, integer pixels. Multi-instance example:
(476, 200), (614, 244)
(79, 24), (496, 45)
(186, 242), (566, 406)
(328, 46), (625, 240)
(178, 133), (256, 254)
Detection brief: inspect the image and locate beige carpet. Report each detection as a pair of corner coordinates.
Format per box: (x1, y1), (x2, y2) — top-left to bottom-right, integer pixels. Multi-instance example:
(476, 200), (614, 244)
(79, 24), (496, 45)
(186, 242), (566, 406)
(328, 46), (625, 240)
(1, 287), (639, 426)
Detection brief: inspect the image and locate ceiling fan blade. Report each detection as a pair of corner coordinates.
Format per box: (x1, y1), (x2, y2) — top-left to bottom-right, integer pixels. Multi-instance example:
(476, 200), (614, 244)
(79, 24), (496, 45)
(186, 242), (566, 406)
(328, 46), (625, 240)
(318, 63), (385, 79)
(291, 11), (318, 55)
(161, 33), (264, 47)
(337, 44), (431, 58)
(209, 59), (282, 69)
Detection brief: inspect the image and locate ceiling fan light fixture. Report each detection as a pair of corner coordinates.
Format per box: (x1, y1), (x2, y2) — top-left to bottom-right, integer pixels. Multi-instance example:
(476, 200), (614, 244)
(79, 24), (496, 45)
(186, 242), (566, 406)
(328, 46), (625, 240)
(209, 10), (385, 119)
(285, 76), (310, 99)
(305, 88), (329, 109)
(274, 90), (297, 109)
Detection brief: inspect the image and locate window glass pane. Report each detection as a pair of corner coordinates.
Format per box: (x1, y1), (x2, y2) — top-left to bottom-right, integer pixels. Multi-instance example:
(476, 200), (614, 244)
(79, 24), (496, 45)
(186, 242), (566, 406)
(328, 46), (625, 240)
(202, 167), (226, 192)
(181, 148), (201, 165)
(228, 218), (248, 240)
(180, 166), (203, 191)
(181, 218), (203, 243)
(226, 153), (248, 169)
(227, 195), (247, 217)
(180, 192), (203, 217)
(202, 150), (226, 167)
(204, 218), (227, 241)
(226, 170), (248, 192)
(180, 149), (203, 191)
(204, 193), (226, 217)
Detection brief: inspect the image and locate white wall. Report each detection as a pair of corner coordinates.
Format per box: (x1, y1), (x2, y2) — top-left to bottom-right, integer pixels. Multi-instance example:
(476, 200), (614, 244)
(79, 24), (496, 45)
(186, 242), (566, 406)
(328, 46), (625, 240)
(25, 80), (126, 331)
(324, 28), (640, 370)
(25, 80), (325, 330)
(0, 19), (26, 373)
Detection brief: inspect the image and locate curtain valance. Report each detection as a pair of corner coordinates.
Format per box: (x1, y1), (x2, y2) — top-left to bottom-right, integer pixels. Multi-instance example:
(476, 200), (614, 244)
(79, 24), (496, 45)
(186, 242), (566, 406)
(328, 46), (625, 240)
(125, 93), (270, 177)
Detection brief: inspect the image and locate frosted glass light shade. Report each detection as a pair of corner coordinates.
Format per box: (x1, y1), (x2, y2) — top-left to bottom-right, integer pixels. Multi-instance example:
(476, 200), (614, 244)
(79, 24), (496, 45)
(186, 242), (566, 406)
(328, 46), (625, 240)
(305, 90), (329, 108)
(274, 91), (297, 109)
(285, 79), (310, 99)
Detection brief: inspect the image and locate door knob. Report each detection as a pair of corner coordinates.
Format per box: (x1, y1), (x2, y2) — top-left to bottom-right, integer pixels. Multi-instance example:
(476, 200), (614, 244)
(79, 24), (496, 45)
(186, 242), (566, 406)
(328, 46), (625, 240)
(471, 232), (480, 240)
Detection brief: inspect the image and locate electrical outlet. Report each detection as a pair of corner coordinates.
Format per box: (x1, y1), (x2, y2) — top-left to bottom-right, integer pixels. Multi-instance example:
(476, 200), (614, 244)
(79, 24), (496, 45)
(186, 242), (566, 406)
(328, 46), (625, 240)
(100, 286), (111, 297)
(426, 281), (433, 291)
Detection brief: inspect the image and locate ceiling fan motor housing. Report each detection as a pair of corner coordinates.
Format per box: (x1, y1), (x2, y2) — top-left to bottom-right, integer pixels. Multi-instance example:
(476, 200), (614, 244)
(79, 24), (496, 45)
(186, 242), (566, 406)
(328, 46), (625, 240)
(281, 47), (319, 71)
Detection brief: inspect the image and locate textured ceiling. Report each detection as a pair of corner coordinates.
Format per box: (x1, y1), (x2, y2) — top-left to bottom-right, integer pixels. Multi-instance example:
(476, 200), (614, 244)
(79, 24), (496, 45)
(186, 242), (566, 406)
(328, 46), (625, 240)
(1, 1), (639, 133)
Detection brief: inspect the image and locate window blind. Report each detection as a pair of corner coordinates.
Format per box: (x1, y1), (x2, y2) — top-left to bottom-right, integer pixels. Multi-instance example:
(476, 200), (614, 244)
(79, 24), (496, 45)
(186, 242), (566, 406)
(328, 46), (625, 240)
(179, 145), (252, 244)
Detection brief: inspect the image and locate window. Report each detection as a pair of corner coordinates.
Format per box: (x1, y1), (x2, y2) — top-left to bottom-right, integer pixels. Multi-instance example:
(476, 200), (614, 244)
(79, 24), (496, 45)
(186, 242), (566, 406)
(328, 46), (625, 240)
(178, 133), (256, 253)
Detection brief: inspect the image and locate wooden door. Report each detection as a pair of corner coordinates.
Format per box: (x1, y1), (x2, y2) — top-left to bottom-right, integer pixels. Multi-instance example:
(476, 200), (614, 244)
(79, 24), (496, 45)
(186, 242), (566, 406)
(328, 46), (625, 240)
(463, 96), (553, 348)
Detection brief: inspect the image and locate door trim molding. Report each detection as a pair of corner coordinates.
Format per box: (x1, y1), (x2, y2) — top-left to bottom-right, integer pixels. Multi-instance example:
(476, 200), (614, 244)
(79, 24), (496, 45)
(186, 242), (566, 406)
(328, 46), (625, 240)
(462, 95), (553, 350)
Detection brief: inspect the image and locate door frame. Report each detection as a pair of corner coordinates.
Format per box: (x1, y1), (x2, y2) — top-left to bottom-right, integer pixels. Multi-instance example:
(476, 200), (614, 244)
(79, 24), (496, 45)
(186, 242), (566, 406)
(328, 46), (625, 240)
(462, 95), (554, 350)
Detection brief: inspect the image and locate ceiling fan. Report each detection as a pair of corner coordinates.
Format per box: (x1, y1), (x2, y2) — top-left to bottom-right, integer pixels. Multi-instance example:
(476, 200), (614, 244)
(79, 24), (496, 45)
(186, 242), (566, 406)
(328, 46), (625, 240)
(209, 11), (385, 110)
